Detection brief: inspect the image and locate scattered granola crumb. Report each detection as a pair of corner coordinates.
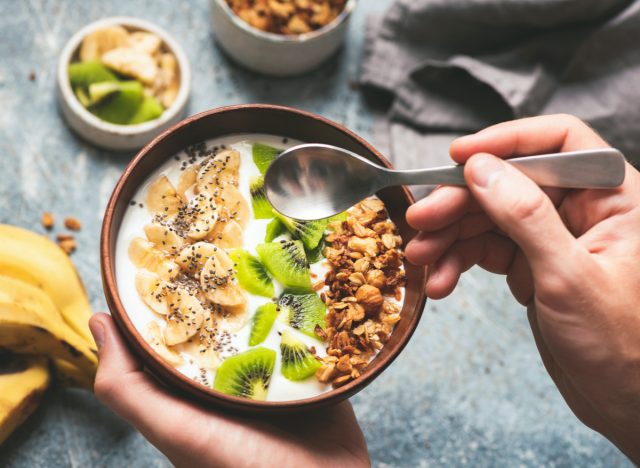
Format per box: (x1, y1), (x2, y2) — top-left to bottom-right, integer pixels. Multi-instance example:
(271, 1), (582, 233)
(29, 71), (36, 81)
(64, 216), (82, 231)
(41, 212), (54, 230)
(58, 236), (77, 255)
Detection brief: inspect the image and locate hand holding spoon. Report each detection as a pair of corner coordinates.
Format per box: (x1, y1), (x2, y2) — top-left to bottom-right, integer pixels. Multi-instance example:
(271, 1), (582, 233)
(263, 144), (626, 221)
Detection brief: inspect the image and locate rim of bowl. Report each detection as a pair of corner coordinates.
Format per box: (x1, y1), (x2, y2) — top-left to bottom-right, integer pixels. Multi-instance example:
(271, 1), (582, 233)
(101, 103), (426, 411)
(58, 16), (191, 136)
(213, 0), (357, 43)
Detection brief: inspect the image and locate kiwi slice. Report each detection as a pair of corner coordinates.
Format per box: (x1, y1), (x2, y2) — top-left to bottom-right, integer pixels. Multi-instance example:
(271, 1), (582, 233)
(92, 81), (144, 125)
(328, 211), (348, 223)
(74, 88), (91, 107)
(305, 238), (326, 264)
(68, 61), (117, 89)
(249, 302), (279, 346)
(256, 241), (311, 292)
(252, 143), (281, 175)
(265, 218), (286, 242)
(278, 292), (326, 339)
(280, 329), (321, 381)
(276, 214), (328, 251)
(250, 176), (273, 219)
(88, 81), (121, 104)
(230, 249), (274, 298)
(213, 347), (276, 400)
(129, 96), (164, 124)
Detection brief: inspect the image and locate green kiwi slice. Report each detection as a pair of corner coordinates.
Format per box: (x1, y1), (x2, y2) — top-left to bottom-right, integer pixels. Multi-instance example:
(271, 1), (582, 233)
(278, 292), (326, 339)
(280, 329), (321, 381)
(252, 143), (281, 175)
(68, 61), (118, 89)
(249, 302), (279, 346)
(256, 241), (311, 292)
(230, 249), (274, 298)
(250, 176), (273, 219)
(213, 347), (276, 400)
(129, 96), (164, 124)
(265, 217), (286, 242)
(92, 81), (144, 125)
(88, 81), (121, 104)
(276, 214), (328, 251)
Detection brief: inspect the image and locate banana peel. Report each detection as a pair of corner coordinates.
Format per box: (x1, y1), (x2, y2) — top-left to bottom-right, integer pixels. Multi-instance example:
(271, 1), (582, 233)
(0, 275), (97, 376)
(0, 225), (95, 346)
(52, 359), (94, 391)
(0, 355), (50, 445)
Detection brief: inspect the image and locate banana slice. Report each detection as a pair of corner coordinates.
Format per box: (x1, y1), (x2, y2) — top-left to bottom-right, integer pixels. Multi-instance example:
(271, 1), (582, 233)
(144, 222), (184, 254)
(200, 249), (246, 307)
(176, 165), (198, 199)
(145, 175), (183, 217)
(128, 31), (163, 56)
(79, 25), (129, 62)
(158, 53), (180, 108)
(144, 321), (183, 366)
(129, 237), (179, 280)
(214, 303), (248, 333)
(176, 241), (219, 274)
(217, 185), (250, 229)
(164, 288), (205, 345)
(186, 192), (218, 240)
(206, 219), (243, 249)
(196, 149), (241, 194)
(135, 270), (171, 315)
(181, 325), (222, 370)
(101, 47), (158, 85)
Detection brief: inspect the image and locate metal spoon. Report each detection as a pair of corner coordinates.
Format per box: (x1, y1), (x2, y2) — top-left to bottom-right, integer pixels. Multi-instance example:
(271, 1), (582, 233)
(264, 143), (626, 221)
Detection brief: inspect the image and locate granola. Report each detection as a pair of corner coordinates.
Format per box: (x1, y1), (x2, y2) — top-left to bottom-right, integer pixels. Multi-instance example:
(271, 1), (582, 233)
(315, 198), (406, 387)
(225, 0), (348, 35)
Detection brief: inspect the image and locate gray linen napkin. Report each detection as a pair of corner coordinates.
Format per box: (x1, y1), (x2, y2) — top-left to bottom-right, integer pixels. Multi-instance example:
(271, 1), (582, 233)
(361, 0), (640, 182)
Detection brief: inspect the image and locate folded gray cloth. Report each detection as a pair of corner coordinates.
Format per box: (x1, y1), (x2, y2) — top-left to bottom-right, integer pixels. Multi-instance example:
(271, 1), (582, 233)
(361, 0), (640, 166)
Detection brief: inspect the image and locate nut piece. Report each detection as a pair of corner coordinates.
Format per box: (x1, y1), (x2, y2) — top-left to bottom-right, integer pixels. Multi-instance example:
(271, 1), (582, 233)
(41, 212), (54, 230)
(355, 285), (384, 313)
(347, 237), (378, 257)
(58, 237), (77, 255)
(64, 216), (82, 231)
(366, 269), (386, 289)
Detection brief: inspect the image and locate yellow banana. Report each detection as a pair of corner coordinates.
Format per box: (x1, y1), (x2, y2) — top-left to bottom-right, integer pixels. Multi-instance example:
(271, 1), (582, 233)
(52, 359), (94, 391)
(0, 355), (50, 445)
(0, 224), (95, 346)
(0, 275), (97, 376)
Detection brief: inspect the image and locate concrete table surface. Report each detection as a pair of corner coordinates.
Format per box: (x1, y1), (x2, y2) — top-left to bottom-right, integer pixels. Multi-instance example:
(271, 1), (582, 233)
(0, 0), (630, 466)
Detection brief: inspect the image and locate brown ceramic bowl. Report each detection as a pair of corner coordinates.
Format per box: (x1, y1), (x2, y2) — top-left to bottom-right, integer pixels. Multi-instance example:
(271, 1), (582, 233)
(101, 104), (427, 414)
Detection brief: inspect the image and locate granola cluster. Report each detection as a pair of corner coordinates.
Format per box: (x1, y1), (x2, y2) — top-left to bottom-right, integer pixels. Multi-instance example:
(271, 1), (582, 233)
(225, 0), (348, 35)
(315, 198), (405, 387)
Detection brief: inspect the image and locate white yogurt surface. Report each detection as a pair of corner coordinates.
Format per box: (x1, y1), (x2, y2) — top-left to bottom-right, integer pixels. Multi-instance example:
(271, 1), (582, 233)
(115, 134), (331, 401)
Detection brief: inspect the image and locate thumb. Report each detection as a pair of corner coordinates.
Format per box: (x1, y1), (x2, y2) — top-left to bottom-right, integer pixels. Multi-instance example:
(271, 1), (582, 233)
(464, 153), (579, 275)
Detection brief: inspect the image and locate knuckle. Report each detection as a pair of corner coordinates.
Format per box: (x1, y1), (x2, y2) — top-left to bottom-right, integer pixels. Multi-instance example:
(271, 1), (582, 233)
(509, 193), (548, 222)
(553, 113), (585, 127)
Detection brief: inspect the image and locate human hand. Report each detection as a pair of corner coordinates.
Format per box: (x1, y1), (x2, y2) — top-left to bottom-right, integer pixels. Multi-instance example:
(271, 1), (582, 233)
(404, 114), (640, 462)
(89, 313), (369, 468)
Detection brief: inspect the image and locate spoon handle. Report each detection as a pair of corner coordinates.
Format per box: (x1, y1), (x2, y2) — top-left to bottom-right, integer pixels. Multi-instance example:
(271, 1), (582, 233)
(382, 148), (626, 189)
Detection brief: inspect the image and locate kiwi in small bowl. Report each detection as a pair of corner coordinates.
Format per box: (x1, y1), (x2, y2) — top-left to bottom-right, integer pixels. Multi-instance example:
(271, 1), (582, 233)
(101, 104), (427, 414)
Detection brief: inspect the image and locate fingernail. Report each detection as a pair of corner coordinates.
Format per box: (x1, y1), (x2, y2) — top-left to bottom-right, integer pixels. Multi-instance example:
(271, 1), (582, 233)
(90, 321), (105, 350)
(470, 155), (505, 188)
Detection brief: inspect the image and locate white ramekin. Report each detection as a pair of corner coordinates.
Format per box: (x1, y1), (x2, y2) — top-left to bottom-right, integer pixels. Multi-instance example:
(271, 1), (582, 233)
(209, 0), (357, 76)
(57, 17), (191, 152)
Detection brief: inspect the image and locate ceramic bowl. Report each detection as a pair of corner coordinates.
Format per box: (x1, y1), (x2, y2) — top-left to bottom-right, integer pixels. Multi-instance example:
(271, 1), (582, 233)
(101, 104), (427, 414)
(57, 17), (191, 151)
(209, 0), (357, 76)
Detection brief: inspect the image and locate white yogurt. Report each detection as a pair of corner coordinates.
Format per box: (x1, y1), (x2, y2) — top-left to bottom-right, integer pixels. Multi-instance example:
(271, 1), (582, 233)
(115, 134), (331, 401)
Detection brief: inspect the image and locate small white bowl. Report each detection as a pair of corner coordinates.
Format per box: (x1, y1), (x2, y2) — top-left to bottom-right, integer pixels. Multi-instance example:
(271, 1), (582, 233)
(57, 17), (191, 151)
(210, 0), (357, 76)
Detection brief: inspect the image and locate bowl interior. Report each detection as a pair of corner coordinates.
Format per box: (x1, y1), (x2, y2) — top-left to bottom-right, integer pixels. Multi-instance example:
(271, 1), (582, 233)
(102, 104), (426, 413)
(59, 16), (191, 134)
(213, 0), (358, 43)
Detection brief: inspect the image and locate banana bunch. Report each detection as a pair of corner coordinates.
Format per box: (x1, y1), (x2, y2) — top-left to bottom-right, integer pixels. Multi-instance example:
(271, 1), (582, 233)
(0, 224), (97, 445)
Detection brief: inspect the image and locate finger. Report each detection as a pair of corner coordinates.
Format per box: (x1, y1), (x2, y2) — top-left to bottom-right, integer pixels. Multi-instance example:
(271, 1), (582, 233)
(405, 213), (494, 265)
(450, 114), (609, 164)
(406, 186), (480, 232)
(464, 153), (584, 277)
(505, 250), (534, 305)
(90, 314), (209, 450)
(426, 233), (517, 299)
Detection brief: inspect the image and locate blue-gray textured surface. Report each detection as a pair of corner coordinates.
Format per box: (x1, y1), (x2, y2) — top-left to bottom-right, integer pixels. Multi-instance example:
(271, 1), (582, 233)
(0, 0), (630, 466)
